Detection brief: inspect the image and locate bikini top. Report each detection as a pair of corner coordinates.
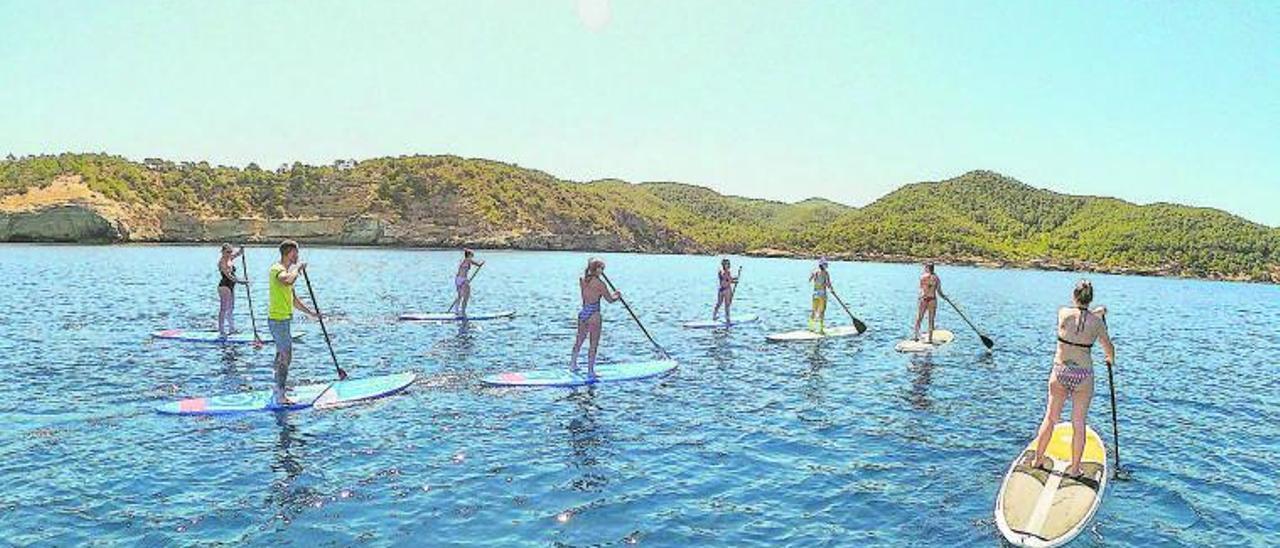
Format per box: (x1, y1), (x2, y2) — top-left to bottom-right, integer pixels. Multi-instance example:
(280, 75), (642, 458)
(1057, 307), (1095, 348)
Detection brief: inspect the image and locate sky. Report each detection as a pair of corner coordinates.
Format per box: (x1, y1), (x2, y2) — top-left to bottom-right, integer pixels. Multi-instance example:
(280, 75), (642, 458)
(1, 1), (1277, 225)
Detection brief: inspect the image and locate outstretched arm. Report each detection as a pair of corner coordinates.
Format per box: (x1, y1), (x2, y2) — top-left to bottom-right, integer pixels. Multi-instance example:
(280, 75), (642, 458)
(1097, 309), (1116, 364)
(291, 288), (318, 318)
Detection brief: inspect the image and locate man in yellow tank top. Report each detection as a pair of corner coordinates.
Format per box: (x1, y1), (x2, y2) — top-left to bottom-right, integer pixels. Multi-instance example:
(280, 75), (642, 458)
(267, 240), (319, 406)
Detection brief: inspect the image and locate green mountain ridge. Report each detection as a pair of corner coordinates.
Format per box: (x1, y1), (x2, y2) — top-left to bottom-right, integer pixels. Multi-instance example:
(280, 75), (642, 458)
(1, 153), (1276, 282)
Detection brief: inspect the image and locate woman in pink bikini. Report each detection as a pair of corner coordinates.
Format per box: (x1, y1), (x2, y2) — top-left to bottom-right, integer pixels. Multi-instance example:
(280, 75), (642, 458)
(1026, 280), (1117, 477)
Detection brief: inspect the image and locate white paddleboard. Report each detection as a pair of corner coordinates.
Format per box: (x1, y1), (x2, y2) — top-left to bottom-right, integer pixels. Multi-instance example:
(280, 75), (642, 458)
(995, 422), (1108, 547)
(765, 325), (863, 342)
(682, 314), (761, 329)
(398, 310), (515, 321)
(894, 329), (956, 353)
(156, 372), (416, 415)
(151, 329), (303, 344)
(482, 359), (677, 387)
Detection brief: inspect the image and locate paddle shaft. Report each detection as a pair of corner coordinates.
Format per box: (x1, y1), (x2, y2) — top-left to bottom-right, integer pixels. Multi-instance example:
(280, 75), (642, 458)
(447, 263), (484, 312)
(239, 250), (261, 342)
(600, 272), (669, 359)
(1106, 360), (1121, 475)
(939, 291), (994, 348)
(827, 287), (868, 333)
(300, 267), (347, 380)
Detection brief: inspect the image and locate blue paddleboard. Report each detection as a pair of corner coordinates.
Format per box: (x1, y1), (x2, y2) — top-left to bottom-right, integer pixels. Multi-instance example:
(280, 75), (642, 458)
(682, 314), (760, 329)
(151, 329), (303, 344)
(482, 359), (677, 387)
(398, 310), (515, 321)
(156, 372), (416, 415)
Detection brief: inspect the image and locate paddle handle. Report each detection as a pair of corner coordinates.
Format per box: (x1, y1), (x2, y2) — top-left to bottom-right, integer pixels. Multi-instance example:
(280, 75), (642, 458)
(300, 267), (347, 380)
(240, 250), (261, 342)
(448, 263), (484, 312)
(1106, 359), (1121, 476)
(601, 272), (669, 359)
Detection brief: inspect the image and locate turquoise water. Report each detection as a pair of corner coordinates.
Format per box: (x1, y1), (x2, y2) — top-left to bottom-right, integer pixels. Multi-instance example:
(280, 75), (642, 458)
(1, 245), (1276, 546)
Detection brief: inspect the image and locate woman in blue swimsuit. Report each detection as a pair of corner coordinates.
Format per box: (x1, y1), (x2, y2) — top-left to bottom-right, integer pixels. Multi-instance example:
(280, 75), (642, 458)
(570, 258), (620, 380)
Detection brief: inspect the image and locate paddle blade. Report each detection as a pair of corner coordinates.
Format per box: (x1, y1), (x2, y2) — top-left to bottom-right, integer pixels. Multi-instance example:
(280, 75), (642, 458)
(337, 366), (349, 381)
(980, 334), (995, 349)
(853, 317), (868, 334)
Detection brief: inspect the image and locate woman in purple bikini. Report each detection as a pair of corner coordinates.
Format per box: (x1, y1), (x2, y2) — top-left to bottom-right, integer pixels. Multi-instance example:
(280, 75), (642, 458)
(1026, 280), (1117, 477)
(569, 258), (620, 380)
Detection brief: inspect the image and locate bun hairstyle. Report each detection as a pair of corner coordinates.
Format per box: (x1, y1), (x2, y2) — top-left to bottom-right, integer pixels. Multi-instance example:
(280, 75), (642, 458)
(221, 243), (233, 253)
(585, 257), (605, 278)
(1073, 279), (1094, 306)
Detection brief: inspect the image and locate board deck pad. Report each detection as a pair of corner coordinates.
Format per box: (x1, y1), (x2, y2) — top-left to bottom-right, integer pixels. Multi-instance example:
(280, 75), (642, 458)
(398, 310), (515, 321)
(894, 330), (956, 352)
(155, 372), (416, 415)
(482, 359), (677, 387)
(765, 325), (863, 342)
(151, 329), (303, 344)
(682, 314), (761, 329)
(995, 422), (1108, 547)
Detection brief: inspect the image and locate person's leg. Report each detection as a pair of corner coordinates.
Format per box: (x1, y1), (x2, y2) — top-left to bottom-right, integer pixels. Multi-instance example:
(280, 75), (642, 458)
(227, 289), (237, 333)
(268, 320), (293, 405)
(570, 320), (587, 370)
(218, 287), (232, 336)
(587, 316), (602, 379)
(816, 298), (827, 332)
(1068, 374), (1095, 475)
(459, 283), (471, 316)
(713, 291), (724, 320)
(1031, 377), (1069, 467)
(926, 300), (937, 343)
(724, 289), (733, 323)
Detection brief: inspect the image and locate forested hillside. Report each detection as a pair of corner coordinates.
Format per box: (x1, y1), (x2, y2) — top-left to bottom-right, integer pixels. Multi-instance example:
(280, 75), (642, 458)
(2, 153), (1276, 282)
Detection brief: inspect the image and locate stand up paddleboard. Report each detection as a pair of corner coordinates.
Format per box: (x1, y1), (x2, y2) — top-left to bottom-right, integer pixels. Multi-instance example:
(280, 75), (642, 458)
(151, 329), (304, 344)
(995, 422), (1108, 547)
(682, 314), (760, 329)
(482, 359), (677, 387)
(894, 329), (956, 353)
(156, 372), (416, 415)
(398, 310), (515, 321)
(765, 325), (862, 342)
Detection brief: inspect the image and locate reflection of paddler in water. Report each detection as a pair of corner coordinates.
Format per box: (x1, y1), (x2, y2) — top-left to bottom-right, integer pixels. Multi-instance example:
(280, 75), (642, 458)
(452, 249), (484, 318)
(912, 263), (941, 343)
(808, 258), (832, 333)
(570, 258), (621, 381)
(711, 258), (739, 323)
(1026, 280), (1117, 477)
(267, 240), (321, 407)
(564, 387), (609, 492)
(267, 413), (306, 517)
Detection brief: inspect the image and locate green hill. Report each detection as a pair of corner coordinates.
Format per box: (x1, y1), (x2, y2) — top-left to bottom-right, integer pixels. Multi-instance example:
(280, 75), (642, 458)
(1, 154), (1275, 282)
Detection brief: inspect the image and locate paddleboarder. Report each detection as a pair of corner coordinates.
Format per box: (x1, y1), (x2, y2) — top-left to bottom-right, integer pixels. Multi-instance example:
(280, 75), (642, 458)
(267, 240), (320, 406)
(453, 249), (485, 318)
(808, 258), (832, 333)
(1025, 280), (1116, 477)
(217, 244), (249, 338)
(570, 257), (621, 380)
(912, 263), (941, 343)
(711, 258), (739, 323)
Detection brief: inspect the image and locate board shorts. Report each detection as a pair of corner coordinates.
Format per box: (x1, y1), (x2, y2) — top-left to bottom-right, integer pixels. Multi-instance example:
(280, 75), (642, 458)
(268, 319), (292, 354)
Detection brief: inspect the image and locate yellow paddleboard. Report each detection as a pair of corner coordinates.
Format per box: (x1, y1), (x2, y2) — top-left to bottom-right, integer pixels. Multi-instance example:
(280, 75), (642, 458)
(995, 422), (1108, 547)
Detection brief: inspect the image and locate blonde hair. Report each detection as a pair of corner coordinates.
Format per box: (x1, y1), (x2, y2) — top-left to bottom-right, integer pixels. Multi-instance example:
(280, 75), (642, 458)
(584, 257), (605, 278)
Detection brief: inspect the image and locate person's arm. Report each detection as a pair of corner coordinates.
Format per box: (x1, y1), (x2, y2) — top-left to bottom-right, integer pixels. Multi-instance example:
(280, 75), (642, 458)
(1097, 309), (1115, 365)
(231, 247), (244, 260)
(291, 287), (318, 318)
(219, 262), (235, 281)
(935, 278), (943, 297)
(277, 263), (304, 286)
(599, 281), (620, 303)
(473, 258), (485, 267)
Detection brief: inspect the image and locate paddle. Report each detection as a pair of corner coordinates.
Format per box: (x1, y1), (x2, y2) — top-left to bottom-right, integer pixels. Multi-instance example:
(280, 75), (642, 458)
(447, 264), (484, 314)
(939, 291), (995, 349)
(827, 287), (868, 334)
(300, 266), (348, 380)
(239, 247), (262, 343)
(1099, 311), (1127, 480)
(600, 272), (670, 359)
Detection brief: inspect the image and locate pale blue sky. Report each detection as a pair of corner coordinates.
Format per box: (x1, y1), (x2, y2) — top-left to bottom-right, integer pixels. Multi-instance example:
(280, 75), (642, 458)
(1, 1), (1277, 225)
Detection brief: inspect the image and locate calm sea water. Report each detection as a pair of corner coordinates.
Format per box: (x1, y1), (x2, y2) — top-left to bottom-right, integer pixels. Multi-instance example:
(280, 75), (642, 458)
(0, 245), (1276, 546)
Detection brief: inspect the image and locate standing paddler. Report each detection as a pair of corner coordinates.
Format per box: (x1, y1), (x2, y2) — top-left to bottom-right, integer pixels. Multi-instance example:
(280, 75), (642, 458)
(267, 240), (320, 407)
(711, 258), (739, 323)
(216, 243), (249, 338)
(453, 249), (485, 318)
(912, 263), (941, 343)
(570, 258), (621, 380)
(808, 258), (832, 333)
